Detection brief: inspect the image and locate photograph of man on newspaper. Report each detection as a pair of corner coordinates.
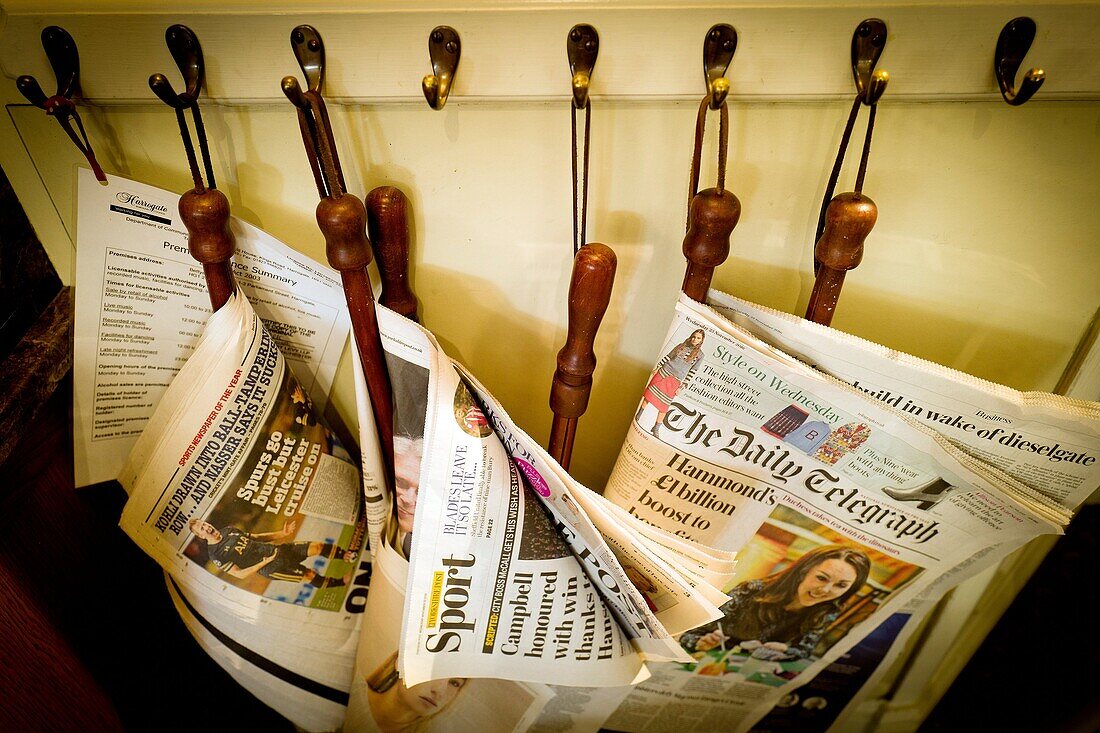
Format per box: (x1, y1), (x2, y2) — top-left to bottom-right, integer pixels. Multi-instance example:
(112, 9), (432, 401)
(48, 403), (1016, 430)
(384, 352), (430, 558)
(678, 505), (922, 685)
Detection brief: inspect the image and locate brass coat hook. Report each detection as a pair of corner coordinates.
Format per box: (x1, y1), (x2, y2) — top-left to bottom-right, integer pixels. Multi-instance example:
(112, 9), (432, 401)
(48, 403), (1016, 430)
(703, 24), (737, 110)
(423, 26), (460, 110)
(995, 17), (1045, 106)
(149, 24), (204, 110)
(16, 26), (106, 182)
(149, 24), (216, 191)
(852, 18), (889, 105)
(282, 25), (346, 199)
(567, 24), (599, 109)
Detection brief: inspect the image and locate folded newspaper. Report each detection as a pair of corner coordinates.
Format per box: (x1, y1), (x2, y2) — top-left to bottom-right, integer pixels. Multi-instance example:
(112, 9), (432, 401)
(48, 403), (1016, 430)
(115, 252), (1097, 733)
(346, 305), (747, 705)
(119, 291), (370, 731)
(588, 292), (1088, 733)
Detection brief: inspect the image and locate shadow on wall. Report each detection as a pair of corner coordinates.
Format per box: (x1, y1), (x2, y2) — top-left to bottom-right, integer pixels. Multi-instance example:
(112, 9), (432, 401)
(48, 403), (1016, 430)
(718, 256), (1070, 394)
(412, 262), (654, 492)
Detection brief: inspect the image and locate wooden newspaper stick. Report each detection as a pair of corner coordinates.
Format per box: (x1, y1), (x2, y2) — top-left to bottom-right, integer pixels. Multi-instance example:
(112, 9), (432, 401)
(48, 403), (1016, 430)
(318, 193), (396, 483)
(180, 188), (235, 311)
(548, 243), (617, 470)
(681, 188), (740, 302)
(805, 192), (877, 326)
(366, 186), (419, 322)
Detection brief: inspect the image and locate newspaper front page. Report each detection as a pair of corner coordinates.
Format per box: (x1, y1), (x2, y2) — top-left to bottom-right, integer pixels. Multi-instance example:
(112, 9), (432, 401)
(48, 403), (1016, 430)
(75, 170), (350, 486)
(119, 291), (368, 730)
(595, 294), (1067, 733)
(708, 290), (1100, 509)
(347, 323), (557, 733)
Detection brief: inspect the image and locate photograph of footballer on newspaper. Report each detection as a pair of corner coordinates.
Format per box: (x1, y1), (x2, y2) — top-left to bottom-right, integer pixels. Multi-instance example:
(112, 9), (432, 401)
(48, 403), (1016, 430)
(181, 370), (365, 611)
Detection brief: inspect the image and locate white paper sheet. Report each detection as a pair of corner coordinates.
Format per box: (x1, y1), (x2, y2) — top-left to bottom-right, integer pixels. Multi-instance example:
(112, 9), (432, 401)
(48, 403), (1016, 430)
(74, 169), (350, 487)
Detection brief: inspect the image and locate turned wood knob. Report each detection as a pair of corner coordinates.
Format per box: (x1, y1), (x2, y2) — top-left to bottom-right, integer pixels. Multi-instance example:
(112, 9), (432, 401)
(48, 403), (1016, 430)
(180, 188), (234, 265)
(366, 186), (418, 321)
(180, 187), (235, 310)
(317, 193), (373, 273)
(815, 192), (877, 273)
(550, 242), (617, 420)
(682, 187), (740, 302)
(805, 192), (877, 326)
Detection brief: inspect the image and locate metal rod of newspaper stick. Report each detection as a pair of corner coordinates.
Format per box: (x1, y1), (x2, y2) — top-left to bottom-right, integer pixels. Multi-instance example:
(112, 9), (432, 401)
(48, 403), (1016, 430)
(281, 26), (396, 487)
(366, 186), (419, 322)
(804, 192), (877, 326)
(148, 25), (236, 312)
(681, 189), (740, 302)
(548, 242), (617, 469)
(320, 195), (396, 486)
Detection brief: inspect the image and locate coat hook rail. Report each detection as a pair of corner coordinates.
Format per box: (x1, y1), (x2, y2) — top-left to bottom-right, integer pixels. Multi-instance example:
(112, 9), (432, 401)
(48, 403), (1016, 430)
(548, 243), (617, 471)
(282, 24), (396, 491)
(995, 17), (1045, 106)
(422, 26), (460, 110)
(804, 19), (888, 326)
(149, 24), (235, 312)
(16, 26), (107, 183)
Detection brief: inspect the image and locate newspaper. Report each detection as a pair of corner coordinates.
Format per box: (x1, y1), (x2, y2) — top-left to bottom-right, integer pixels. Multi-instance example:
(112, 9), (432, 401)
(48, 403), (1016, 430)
(707, 290), (1100, 510)
(119, 291), (369, 731)
(346, 542), (554, 733)
(592, 293), (1072, 733)
(75, 169), (350, 487)
(345, 305), (747, 707)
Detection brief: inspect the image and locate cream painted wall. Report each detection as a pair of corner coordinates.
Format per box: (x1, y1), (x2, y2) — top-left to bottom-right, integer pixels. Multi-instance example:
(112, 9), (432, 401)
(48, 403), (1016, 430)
(11, 98), (1100, 489)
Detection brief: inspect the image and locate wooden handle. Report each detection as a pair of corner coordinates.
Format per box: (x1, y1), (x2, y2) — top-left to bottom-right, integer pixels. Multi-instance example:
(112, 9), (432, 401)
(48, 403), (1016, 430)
(682, 187), (740, 302)
(548, 242), (617, 469)
(317, 193), (395, 484)
(366, 186), (419, 322)
(805, 192), (877, 326)
(179, 187), (235, 311)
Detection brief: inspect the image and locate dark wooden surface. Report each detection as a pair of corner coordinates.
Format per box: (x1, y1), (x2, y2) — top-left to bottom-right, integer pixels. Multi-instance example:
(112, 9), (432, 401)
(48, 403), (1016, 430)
(548, 242), (616, 470)
(805, 192), (877, 326)
(366, 186), (419, 321)
(0, 380), (294, 732)
(681, 187), (740, 302)
(0, 168), (62, 355)
(0, 287), (72, 467)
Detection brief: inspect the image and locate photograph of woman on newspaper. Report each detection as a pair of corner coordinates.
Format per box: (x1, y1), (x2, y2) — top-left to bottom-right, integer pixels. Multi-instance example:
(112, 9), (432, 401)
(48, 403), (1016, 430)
(365, 651), (466, 733)
(636, 328), (705, 437)
(679, 505), (923, 684)
(680, 545), (871, 662)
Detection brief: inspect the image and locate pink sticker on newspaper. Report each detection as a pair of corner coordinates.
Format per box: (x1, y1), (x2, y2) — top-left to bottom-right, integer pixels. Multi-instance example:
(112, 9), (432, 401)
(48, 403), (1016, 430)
(513, 458), (551, 497)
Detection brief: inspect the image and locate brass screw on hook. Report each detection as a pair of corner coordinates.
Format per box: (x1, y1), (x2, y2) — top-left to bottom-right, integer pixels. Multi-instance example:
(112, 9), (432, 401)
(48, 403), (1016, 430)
(423, 26), (461, 110)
